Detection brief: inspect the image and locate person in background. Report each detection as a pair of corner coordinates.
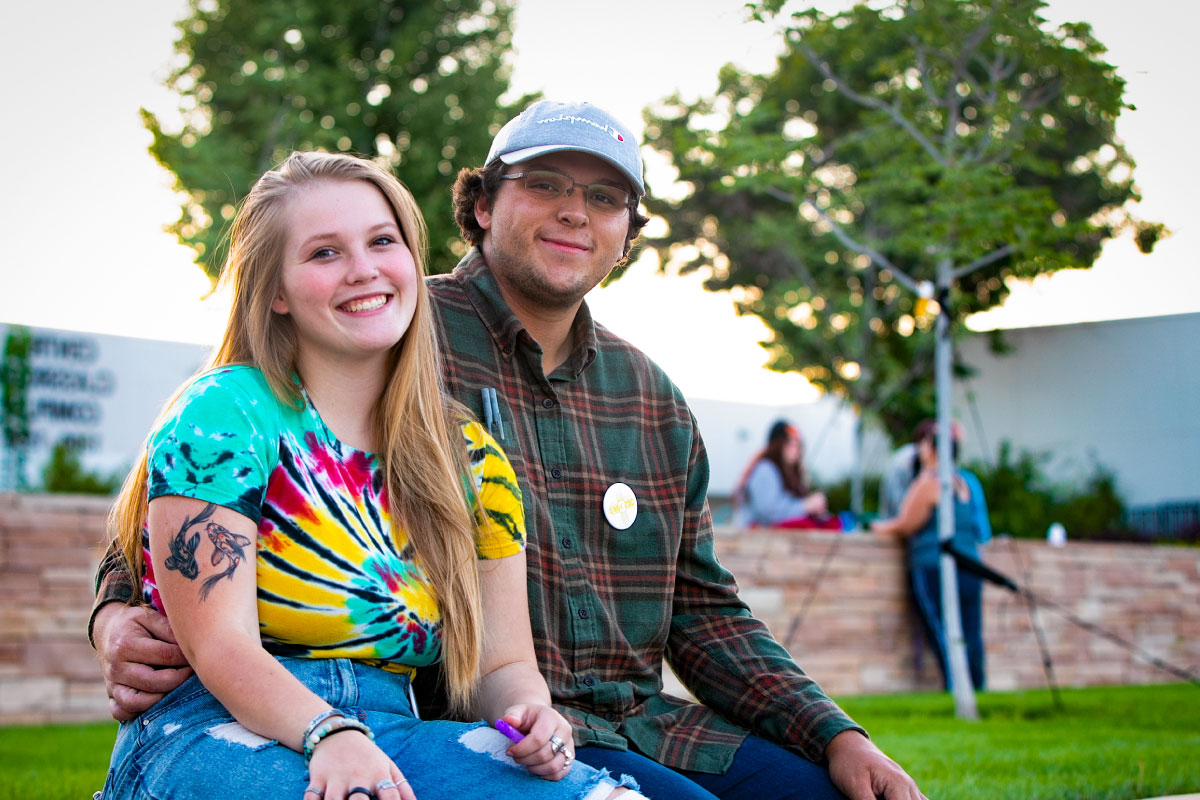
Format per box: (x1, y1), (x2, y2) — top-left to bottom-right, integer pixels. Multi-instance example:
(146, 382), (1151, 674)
(870, 419), (990, 691)
(98, 151), (641, 800)
(878, 441), (917, 520)
(736, 420), (837, 530)
(91, 101), (927, 800)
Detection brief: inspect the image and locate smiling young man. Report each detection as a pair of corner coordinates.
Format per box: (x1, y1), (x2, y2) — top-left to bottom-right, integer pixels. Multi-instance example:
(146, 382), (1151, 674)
(91, 101), (926, 800)
(428, 101), (926, 800)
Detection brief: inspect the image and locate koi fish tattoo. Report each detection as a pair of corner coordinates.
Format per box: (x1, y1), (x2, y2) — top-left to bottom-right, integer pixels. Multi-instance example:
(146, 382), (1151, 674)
(160, 503), (252, 601)
(162, 504), (216, 579)
(200, 522), (252, 600)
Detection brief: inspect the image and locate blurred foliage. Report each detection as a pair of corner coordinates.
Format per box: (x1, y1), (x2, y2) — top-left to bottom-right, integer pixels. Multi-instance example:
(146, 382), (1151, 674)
(144, 0), (532, 281)
(41, 440), (121, 495)
(643, 0), (1162, 439)
(1, 326), (33, 490)
(821, 472), (881, 519)
(964, 440), (1129, 541)
(1, 326), (32, 449)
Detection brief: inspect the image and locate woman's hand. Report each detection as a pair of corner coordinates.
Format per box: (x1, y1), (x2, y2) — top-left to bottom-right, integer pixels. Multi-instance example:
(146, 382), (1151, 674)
(495, 704), (575, 781)
(805, 491), (829, 516)
(307, 729), (416, 800)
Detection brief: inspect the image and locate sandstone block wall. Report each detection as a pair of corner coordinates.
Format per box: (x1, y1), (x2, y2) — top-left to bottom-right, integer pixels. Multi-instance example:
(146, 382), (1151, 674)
(711, 526), (1200, 695)
(2, 493), (1197, 724)
(0, 493), (111, 723)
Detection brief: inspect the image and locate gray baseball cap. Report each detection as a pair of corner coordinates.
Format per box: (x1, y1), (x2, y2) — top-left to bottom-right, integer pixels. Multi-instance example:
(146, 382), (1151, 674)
(486, 100), (645, 197)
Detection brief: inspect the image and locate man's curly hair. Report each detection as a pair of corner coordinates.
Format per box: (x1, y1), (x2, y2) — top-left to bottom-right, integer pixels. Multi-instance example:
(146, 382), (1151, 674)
(451, 161), (649, 264)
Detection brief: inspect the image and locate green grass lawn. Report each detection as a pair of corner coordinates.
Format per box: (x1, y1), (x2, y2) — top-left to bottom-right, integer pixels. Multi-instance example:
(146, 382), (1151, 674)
(837, 683), (1200, 800)
(3, 683), (1198, 799)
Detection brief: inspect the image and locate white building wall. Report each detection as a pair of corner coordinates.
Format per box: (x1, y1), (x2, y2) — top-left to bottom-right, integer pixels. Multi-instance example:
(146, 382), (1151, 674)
(953, 313), (1200, 507)
(0, 324), (211, 490)
(5, 313), (1194, 509)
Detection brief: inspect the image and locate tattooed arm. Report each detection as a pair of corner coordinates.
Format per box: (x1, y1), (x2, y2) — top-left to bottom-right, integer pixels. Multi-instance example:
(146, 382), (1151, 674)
(148, 497), (322, 746)
(147, 496), (406, 796)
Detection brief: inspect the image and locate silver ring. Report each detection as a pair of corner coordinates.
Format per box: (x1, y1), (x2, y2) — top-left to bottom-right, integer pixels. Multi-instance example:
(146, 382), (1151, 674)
(548, 734), (567, 755)
(304, 790), (324, 798)
(376, 779), (398, 792)
(562, 754), (574, 770)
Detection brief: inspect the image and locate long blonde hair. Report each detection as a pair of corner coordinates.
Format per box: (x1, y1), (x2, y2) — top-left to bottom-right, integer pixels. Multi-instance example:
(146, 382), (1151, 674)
(109, 151), (484, 711)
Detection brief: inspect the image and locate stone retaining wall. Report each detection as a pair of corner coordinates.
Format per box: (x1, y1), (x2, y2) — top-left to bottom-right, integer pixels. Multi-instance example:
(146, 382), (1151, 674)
(711, 525), (1200, 694)
(2, 493), (1197, 723)
(0, 493), (111, 723)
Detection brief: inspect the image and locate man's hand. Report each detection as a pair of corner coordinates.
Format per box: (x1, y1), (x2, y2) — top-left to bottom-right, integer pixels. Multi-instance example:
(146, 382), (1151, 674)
(826, 730), (928, 800)
(92, 603), (192, 721)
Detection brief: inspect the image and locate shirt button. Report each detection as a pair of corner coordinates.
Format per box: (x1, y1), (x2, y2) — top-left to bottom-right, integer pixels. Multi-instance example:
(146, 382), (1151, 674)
(541, 397), (555, 408)
(502, 346), (513, 356)
(584, 677), (595, 687)
(562, 537), (573, 549)
(551, 467), (563, 479)
(604, 712), (617, 722)
(578, 608), (589, 619)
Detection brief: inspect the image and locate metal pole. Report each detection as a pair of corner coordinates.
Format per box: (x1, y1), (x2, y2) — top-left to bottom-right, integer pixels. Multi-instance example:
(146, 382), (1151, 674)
(936, 256), (978, 720)
(850, 412), (864, 522)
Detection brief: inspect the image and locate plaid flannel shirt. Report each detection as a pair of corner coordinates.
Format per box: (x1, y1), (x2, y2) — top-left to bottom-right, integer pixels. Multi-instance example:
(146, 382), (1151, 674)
(91, 248), (863, 774)
(428, 251), (862, 773)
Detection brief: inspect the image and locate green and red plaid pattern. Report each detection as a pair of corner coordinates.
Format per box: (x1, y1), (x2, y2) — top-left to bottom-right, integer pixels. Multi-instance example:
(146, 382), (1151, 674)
(428, 251), (862, 773)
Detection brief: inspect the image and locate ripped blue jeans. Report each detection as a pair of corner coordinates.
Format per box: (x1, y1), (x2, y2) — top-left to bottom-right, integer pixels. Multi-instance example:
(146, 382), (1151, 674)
(100, 656), (637, 800)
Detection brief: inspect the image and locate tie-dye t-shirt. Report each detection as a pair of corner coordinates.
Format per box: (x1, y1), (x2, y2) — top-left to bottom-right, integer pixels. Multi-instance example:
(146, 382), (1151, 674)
(141, 365), (525, 676)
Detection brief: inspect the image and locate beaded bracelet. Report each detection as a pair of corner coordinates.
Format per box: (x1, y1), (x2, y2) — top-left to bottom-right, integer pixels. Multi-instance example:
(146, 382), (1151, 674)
(302, 710), (343, 749)
(303, 713), (375, 763)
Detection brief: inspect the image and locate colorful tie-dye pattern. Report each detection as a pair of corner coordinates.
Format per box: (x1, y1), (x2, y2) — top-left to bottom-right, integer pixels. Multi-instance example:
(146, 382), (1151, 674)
(142, 366), (525, 676)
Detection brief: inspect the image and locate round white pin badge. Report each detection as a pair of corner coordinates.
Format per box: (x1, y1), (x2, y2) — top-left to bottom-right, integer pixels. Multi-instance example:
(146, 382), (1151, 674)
(603, 482), (637, 530)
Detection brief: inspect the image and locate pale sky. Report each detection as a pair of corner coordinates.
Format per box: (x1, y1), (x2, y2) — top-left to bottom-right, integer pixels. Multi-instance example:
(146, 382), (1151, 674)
(1, 0), (1195, 406)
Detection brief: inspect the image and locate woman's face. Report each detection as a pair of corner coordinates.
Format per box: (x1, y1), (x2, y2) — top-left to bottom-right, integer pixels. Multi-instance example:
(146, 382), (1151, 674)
(271, 179), (419, 369)
(918, 435), (938, 467)
(782, 433), (803, 465)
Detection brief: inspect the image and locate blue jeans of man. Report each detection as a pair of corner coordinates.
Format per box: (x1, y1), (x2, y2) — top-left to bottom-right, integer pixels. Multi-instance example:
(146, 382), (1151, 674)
(578, 733), (846, 800)
(911, 565), (986, 690)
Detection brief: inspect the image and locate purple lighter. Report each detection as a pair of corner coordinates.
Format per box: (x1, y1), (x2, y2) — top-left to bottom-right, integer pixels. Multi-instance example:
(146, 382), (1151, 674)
(494, 719), (525, 743)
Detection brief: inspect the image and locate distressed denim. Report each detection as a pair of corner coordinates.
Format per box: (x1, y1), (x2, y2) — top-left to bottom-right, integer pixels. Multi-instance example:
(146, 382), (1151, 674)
(101, 656), (637, 800)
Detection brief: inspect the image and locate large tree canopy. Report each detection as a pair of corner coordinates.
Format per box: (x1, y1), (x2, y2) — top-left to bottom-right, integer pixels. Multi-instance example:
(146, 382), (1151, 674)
(643, 0), (1161, 438)
(145, 0), (529, 280)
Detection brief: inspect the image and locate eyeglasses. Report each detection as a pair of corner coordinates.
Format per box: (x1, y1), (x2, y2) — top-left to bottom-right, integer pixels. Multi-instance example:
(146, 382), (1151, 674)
(499, 170), (633, 217)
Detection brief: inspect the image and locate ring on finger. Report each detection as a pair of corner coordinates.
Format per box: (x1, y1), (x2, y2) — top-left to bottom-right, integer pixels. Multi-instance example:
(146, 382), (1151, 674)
(376, 779), (398, 792)
(347, 788), (374, 799)
(304, 789), (324, 798)
(548, 734), (567, 755)
(561, 753), (574, 771)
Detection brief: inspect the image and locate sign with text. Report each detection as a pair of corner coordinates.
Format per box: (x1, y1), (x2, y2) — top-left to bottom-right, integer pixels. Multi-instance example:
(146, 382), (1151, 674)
(1, 324), (210, 491)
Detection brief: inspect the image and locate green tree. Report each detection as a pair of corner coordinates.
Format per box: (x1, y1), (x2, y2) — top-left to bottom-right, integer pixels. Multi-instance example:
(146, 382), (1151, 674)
(1, 326), (33, 491)
(41, 439), (122, 496)
(145, 0), (531, 280)
(643, 0), (1162, 440)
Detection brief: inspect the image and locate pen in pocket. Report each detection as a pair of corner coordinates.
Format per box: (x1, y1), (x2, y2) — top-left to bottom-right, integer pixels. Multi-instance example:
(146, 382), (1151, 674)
(481, 388), (505, 440)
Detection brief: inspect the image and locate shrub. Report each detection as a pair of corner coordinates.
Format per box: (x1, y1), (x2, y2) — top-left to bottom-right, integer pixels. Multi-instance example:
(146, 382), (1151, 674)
(818, 440), (1140, 541)
(41, 440), (121, 495)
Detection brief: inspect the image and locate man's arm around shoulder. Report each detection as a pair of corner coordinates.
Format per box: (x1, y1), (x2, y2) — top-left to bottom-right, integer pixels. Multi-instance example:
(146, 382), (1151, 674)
(91, 553), (192, 721)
